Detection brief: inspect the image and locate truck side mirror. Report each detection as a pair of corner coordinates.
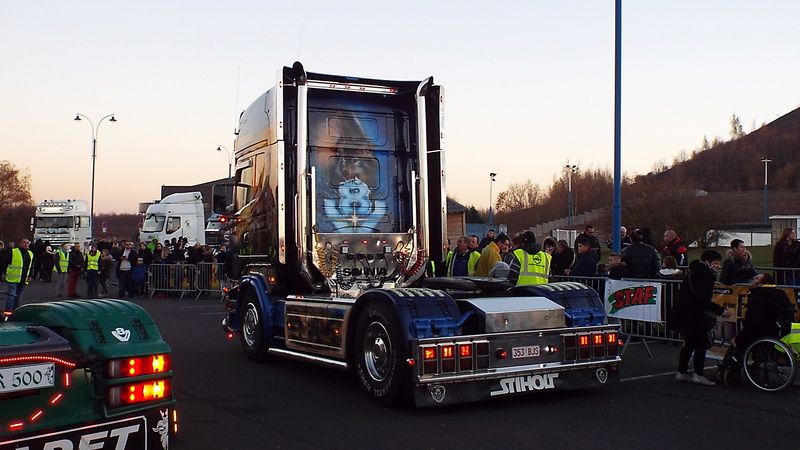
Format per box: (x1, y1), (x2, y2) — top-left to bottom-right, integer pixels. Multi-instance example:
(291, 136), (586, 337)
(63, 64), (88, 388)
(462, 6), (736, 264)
(212, 184), (231, 214)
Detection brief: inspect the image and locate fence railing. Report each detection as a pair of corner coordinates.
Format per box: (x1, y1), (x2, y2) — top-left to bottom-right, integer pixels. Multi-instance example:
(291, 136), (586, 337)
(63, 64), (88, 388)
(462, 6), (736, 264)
(147, 263), (227, 299)
(553, 272), (800, 345)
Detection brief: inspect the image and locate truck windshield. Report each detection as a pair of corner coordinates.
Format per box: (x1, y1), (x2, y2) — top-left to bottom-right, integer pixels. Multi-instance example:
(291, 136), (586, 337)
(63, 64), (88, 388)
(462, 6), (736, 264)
(142, 214), (166, 232)
(36, 216), (73, 228)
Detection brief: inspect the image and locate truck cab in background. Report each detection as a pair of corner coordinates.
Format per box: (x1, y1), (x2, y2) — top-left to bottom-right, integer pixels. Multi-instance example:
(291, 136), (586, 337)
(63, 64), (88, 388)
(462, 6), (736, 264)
(32, 199), (91, 246)
(140, 192), (206, 246)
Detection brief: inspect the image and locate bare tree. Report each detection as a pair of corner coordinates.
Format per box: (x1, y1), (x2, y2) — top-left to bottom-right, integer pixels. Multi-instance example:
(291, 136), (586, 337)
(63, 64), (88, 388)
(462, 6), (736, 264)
(495, 179), (542, 212)
(0, 160), (34, 241)
(730, 113), (745, 140)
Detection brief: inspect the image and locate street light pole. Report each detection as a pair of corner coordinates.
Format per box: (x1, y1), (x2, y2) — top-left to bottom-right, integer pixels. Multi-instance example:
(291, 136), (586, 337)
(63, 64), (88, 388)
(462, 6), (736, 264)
(565, 164), (578, 227)
(761, 157), (772, 223)
(489, 173), (497, 226)
(217, 145), (233, 181)
(74, 113), (116, 242)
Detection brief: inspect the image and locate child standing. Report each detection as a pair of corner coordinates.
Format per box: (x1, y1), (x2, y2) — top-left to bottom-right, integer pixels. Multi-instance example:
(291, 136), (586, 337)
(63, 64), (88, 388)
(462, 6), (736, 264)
(132, 258), (148, 297)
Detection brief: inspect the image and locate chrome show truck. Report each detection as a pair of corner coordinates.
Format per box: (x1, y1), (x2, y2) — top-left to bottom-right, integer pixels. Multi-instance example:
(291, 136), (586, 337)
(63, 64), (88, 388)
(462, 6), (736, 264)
(216, 62), (620, 407)
(32, 199), (91, 246)
(0, 300), (176, 449)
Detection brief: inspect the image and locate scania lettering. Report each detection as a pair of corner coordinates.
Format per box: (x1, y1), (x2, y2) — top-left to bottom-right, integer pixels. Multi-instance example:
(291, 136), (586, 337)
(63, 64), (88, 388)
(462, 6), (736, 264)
(32, 200), (91, 246)
(216, 62), (621, 407)
(0, 300), (177, 449)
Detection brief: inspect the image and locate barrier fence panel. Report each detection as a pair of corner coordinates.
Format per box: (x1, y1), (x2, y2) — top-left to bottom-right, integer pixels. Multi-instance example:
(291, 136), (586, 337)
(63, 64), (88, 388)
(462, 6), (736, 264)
(552, 275), (684, 342)
(148, 264), (198, 299)
(196, 262), (227, 299)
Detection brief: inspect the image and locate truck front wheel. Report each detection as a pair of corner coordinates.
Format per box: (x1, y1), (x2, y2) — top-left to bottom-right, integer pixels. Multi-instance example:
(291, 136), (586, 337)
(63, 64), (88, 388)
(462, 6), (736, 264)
(354, 301), (407, 405)
(240, 292), (269, 362)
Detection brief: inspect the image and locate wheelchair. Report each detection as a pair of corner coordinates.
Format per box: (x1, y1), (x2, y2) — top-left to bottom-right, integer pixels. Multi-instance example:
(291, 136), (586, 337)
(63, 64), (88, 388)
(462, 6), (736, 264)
(720, 320), (800, 392)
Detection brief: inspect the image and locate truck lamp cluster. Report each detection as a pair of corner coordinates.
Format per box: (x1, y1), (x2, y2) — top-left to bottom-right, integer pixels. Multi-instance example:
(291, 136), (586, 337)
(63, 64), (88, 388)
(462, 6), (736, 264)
(107, 380), (171, 407)
(562, 331), (619, 361)
(106, 354), (171, 378)
(37, 201), (75, 211)
(416, 341), (490, 375)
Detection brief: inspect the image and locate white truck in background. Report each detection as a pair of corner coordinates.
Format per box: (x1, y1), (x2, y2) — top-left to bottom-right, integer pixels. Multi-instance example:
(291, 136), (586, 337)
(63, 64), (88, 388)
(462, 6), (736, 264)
(140, 192), (206, 245)
(32, 199), (91, 246)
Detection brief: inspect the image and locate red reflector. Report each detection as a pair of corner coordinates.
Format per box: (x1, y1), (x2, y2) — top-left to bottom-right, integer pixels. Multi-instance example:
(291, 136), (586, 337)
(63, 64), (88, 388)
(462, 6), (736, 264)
(579, 335), (590, 346)
(459, 344), (472, 357)
(441, 345), (454, 359)
(423, 348), (436, 360)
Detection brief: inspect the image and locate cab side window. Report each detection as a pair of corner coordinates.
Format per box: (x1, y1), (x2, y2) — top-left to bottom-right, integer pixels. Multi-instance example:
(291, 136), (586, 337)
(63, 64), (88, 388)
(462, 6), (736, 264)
(166, 216), (181, 234)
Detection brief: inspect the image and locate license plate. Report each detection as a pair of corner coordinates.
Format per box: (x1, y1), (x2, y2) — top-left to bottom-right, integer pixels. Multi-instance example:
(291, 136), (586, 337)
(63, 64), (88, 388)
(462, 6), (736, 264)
(0, 363), (55, 394)
(511, 345), (540, 359)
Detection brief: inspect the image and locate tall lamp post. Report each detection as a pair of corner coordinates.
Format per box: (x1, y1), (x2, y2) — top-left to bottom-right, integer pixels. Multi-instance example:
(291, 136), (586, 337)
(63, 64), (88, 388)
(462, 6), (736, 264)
(488, 173), (497, 226)
(761, 157), (772, 223)
(565, 163), (578, 227)
(217, 145), (233, 180)
(74, 113), (116, 242)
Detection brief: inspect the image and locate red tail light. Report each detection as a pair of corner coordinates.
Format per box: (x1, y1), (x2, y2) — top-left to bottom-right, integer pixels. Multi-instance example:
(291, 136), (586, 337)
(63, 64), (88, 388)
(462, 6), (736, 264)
(107, 354), (171, 379)
(107, 379), (171, 407)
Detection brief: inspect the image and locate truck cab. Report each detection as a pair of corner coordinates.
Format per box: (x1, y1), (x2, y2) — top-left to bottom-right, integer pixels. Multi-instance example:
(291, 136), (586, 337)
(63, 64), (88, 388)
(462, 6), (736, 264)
(140, 192), (206, 246)
(216, 62), (620, 407)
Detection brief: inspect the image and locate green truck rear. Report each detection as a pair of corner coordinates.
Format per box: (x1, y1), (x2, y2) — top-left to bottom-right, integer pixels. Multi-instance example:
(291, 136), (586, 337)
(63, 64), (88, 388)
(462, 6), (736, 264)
(0, 299), (176, 449)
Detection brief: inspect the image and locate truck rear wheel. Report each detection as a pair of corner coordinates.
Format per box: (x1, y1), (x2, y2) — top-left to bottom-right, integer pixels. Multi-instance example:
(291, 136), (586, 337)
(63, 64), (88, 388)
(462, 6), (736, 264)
(354, 301), (407, 405)
(240, 292), (269, 362)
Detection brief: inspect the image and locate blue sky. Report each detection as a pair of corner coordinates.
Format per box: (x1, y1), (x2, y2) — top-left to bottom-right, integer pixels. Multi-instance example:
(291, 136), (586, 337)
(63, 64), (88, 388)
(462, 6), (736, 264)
(1, 1), (798, 214)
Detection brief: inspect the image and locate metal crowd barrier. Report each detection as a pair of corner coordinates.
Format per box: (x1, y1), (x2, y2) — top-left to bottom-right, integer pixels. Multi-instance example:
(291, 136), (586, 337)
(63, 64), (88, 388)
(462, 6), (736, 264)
(147, 263), (226, 299)
(147, 263), (198, 299)
(195, 262), (227, 299)
(554, 271), (800, 347)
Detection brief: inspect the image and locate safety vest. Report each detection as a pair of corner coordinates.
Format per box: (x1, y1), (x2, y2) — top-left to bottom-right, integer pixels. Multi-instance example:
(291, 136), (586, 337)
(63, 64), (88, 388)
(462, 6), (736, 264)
(513, 248), (551, 285)
(54, 249), (69, 272)
(6, 248), (34, 283)
(447, 250), (480, 277)
(86, 251), (100, 271)
(782, 322), (800, 348)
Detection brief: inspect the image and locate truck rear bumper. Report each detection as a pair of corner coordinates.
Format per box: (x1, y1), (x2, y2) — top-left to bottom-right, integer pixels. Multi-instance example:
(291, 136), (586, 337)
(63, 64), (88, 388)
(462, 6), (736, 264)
(413, 361), (619, 407)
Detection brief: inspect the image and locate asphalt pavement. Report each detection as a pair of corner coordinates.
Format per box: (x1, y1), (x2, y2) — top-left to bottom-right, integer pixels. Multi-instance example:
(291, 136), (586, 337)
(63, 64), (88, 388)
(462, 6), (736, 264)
(6, 278), (800, 449)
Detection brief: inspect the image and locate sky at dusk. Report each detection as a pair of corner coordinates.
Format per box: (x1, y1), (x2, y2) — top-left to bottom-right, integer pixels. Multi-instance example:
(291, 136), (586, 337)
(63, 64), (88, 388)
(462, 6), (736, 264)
(2, 1), (798, 214)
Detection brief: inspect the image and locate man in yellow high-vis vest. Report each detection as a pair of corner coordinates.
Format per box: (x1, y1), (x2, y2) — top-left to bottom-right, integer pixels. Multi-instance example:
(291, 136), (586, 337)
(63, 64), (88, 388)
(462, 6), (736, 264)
(85, 244), (101, 298)
(508, 231), (551, 286)
(54, 243), (70, 298)
(3, 238), (33, 314)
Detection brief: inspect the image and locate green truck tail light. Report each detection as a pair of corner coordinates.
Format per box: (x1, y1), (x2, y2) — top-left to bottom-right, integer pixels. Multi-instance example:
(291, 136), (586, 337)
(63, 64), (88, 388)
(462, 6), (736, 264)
(106, 354), (171, 379)
(106, 379), (172, 407)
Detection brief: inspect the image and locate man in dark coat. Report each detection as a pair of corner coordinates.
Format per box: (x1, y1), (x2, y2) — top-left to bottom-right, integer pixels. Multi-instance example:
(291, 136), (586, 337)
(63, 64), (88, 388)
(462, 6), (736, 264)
(620, 229), (660, 279)
(667, 250), (730, 385)
(732, 273), (795, 350)
(551, 240), (575, 276)
(574, 225), (601, 263)
(662, 230), (689, 267)
(719, 239), (757, 285)
(717, 273), (796, 381)
(569, 237), (597, 276)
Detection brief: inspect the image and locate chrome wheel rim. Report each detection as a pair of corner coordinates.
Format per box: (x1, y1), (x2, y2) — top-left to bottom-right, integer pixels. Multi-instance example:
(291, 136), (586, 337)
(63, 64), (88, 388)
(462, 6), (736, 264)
(364, 321), (391, 382)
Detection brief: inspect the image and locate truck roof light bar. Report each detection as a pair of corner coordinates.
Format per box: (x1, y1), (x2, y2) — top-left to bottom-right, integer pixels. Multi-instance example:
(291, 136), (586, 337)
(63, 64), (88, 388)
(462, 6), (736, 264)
(307, 80), (397, 94)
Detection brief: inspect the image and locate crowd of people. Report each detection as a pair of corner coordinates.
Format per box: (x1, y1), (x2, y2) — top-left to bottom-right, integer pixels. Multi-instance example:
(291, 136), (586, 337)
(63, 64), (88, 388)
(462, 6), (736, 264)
(441, 224), (699, 286)
(1, 236), (229, 314)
